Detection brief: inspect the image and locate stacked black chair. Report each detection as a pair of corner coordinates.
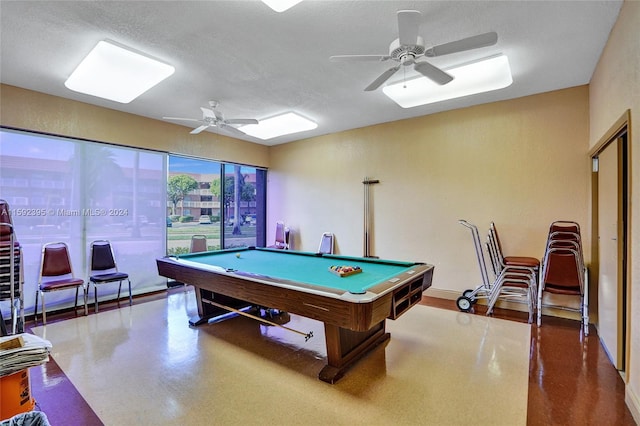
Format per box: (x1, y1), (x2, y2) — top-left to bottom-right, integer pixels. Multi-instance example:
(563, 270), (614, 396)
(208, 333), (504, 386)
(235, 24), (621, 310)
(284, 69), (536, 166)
(485, 240), (537, 323)
(488, 222), (540, 280)
(0, 200), (24, 335)
(537, 221), (588, 335)
(485, 222), (539, 322)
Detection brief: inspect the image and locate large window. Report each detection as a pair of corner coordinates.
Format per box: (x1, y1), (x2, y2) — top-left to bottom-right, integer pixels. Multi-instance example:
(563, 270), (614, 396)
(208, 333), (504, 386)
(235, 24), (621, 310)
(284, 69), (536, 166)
(167, 155), (266, 253)
(0, 128), (167, 314)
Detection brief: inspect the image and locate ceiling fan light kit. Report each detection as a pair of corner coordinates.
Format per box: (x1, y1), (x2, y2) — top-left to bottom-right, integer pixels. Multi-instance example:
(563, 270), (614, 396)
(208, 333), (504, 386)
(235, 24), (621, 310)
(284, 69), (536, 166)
(330, 10), (502, 99)
(382, 54), (513, 108)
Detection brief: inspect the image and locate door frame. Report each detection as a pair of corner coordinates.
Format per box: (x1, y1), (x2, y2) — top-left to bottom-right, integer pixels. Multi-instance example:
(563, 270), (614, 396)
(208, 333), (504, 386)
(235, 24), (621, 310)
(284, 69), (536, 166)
(589, 109), (631, 377)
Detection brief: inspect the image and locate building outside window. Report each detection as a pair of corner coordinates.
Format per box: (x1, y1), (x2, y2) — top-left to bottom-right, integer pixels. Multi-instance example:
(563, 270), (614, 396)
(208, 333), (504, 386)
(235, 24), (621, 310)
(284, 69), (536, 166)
(167, 155), (266, 254)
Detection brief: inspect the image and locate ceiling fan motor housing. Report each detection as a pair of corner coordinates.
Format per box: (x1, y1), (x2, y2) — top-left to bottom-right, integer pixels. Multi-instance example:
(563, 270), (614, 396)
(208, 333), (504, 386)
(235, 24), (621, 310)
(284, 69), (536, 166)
(389, 36), (425, 64)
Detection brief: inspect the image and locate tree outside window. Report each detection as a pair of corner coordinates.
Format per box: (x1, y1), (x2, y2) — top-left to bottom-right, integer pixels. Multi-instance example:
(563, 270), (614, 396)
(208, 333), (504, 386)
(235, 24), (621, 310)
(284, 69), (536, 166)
(211, 166), (256, 236)
(168, 174), (198, 216)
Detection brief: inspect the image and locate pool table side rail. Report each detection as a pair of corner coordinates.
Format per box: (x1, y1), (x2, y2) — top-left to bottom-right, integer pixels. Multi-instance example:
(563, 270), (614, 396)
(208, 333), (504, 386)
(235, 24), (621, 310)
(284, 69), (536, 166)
(156, 256), (434, 331)
(157, 256), (385, 330)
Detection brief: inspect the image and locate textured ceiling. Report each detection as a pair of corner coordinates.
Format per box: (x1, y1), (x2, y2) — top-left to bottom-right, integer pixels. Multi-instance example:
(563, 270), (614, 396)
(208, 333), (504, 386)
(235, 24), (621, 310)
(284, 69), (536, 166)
(0, 1), (622, 145)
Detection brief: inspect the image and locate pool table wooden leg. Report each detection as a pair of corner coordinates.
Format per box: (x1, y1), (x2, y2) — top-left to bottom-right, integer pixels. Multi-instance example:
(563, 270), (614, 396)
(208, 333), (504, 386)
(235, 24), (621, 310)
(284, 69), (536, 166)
(319, 321), (390, 384)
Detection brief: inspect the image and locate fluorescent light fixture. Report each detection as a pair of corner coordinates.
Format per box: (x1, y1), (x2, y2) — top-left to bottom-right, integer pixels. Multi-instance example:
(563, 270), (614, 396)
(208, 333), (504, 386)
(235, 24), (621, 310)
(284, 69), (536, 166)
(382, 54), (512, 108)
(261, 0), (303, 12)
(65, 40), (175, 103)
(241, 112), (317, 140)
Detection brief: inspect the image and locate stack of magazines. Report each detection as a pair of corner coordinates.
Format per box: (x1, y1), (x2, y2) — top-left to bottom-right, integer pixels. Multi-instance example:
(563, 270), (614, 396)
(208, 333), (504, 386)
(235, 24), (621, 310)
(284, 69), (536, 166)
(0, 334), (52, 377)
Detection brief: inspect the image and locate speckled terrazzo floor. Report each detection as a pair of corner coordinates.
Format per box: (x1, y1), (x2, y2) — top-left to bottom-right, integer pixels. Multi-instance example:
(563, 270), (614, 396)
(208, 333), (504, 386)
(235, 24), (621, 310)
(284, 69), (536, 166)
(32, 288), (530, 425)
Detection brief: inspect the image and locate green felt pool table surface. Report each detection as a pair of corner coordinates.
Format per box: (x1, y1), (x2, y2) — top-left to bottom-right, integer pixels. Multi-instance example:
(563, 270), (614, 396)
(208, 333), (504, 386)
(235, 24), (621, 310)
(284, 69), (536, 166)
(174, 247), (423, 295)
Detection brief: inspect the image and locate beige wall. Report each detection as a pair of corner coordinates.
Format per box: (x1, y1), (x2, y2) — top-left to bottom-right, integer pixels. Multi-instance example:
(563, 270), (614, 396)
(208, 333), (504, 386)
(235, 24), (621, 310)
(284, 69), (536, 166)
(0, 84), (270, 167)
(589, 0), (640, 420)
(269, 86), (590, 298)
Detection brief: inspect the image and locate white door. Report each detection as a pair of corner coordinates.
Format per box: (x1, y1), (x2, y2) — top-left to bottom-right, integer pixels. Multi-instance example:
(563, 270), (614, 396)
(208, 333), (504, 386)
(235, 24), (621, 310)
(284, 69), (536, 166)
(597, 139), (621, 368)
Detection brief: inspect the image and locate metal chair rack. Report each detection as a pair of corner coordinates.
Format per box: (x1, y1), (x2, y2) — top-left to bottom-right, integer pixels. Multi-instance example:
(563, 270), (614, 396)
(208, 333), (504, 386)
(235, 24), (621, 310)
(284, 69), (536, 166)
(456, 220), (492, 310)
(457, 220), (537, 323)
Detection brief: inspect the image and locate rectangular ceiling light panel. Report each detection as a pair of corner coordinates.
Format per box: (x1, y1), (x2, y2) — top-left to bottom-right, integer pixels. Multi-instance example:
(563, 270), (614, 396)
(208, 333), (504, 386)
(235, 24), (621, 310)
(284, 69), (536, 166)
(65, 40), (175, 103)
(241, 112), (317, 140)
(382, 54), (512, 108)
(261, 0), (303, 12)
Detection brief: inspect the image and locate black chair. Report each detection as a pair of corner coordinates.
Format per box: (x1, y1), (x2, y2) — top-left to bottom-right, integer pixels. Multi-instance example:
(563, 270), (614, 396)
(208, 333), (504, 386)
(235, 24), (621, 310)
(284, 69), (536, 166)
(35, 242), (87, 325)
(88, 240), (131, 313)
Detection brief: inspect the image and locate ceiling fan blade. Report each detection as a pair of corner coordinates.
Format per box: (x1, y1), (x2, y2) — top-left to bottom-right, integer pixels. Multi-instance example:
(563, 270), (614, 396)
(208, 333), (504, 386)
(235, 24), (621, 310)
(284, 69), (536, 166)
(226, 118), (259, 125)
(414, 61), (454, 85)
(214, 110), (225, 123)
(220, 123), (247, 136)
(364, 65), (401, 91)
(163, 117), (201, 122)
(426, 32), (498, 57)
(200, 107), (215, 119)
(330, 55), (390, 62)
(397, 10), (421, 46)
(190, 125), (210, 135)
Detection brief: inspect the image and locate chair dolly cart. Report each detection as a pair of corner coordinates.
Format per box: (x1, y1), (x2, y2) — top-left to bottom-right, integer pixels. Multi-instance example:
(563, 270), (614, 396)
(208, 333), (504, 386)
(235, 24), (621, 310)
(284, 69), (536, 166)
(456, 220), (491, 311)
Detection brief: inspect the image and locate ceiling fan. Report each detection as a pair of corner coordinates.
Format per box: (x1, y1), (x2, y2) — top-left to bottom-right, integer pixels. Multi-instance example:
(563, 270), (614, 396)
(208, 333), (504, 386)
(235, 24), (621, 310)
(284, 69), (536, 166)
(163, 101), (259, 135)
(330, 10), (498, 91)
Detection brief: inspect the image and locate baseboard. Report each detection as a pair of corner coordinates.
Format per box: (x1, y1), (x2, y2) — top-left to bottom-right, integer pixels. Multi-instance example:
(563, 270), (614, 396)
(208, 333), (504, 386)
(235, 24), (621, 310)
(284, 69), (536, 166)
(627, 385), (640, 424)
(424, 287), (522, 309)
(423, 288), (460, 300)
(424, 287), (583, 322)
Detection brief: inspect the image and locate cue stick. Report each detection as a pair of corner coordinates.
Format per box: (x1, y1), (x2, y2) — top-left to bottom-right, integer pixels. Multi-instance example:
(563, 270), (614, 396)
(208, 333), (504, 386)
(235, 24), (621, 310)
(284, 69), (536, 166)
(362, 177), (380, 257)
(203, 299), (314, 341)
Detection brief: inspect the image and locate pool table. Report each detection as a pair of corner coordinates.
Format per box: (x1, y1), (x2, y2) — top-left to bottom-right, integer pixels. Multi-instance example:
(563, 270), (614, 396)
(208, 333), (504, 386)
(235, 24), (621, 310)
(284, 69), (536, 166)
(156, 247), (434, 383)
